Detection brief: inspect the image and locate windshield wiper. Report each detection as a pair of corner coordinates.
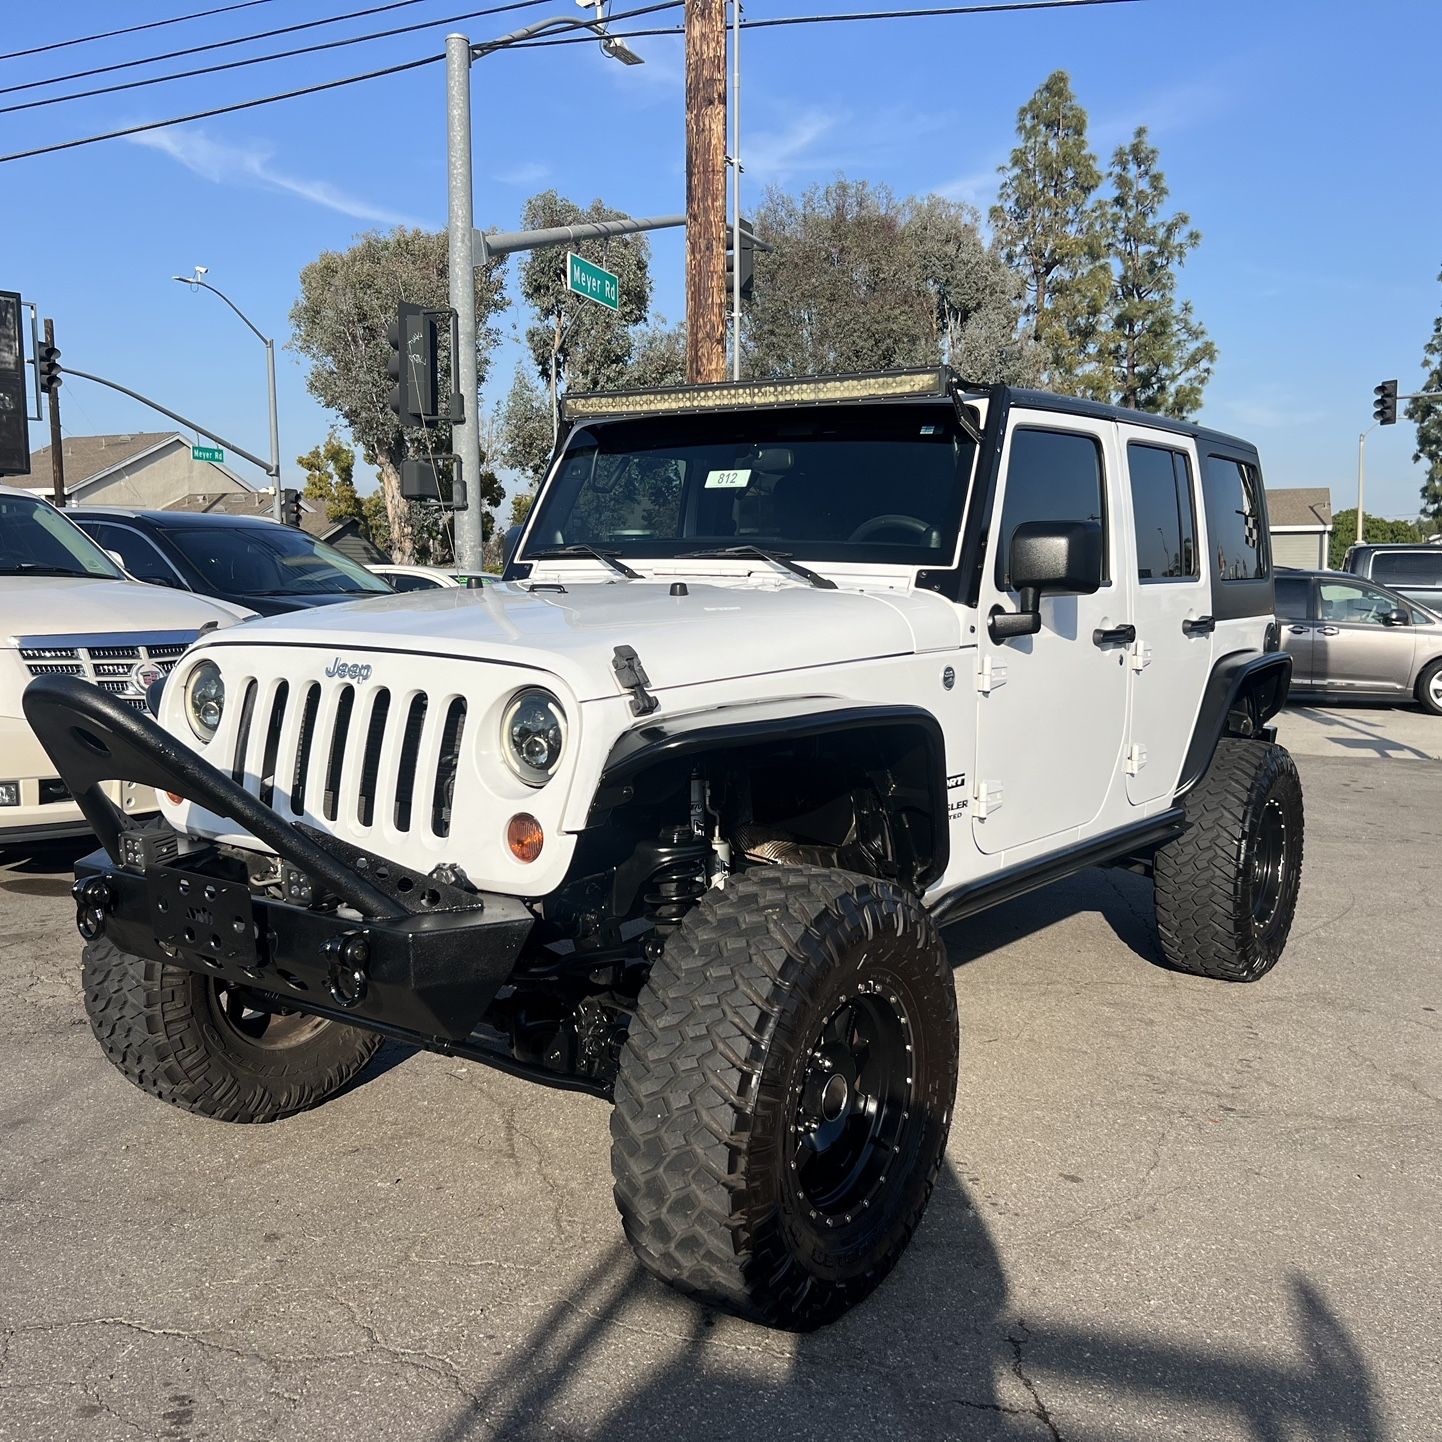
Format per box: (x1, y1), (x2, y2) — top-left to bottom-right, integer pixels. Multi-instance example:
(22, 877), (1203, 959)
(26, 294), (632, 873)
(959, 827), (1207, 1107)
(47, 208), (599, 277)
(529, 545), (640, 581)
(0, 564), (99, 578)
(679, 546), (837, 590)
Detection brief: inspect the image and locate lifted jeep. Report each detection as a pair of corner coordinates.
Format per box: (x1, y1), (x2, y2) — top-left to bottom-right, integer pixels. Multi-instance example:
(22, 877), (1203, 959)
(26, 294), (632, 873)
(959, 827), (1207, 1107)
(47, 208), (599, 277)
(28, 367), (1302, 1329)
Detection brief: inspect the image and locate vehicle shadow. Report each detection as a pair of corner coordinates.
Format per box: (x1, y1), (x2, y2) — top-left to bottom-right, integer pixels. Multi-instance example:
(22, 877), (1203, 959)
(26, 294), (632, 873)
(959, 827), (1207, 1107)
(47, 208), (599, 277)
(1285, 705), (1436, 761)
(942, 864), (1163, 970)
(425, 1165), (1383, 1441)
(0, 835), (97, 895)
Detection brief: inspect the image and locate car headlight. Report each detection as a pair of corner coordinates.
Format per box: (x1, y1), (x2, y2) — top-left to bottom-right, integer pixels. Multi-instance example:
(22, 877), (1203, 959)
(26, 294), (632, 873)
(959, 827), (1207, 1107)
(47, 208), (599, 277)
(184, 659), (225, 742)
(501, 688), (565, 786)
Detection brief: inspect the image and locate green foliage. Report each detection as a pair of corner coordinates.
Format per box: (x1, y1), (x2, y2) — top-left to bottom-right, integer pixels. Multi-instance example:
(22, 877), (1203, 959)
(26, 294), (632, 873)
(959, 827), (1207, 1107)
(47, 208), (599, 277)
(1328, 509), (1431, 568)
(623, 319), (688, 388)
(990, 70), (1109, 389)
(296, 432), (363, 528)
(1087, 128), (1216, 419)
(1409, 264), (1442, 521)
(514, 190), (654, 397)
(498, 366), (553, 489)
(744, 179), (1034, 382)
(288, 227), (507, 562)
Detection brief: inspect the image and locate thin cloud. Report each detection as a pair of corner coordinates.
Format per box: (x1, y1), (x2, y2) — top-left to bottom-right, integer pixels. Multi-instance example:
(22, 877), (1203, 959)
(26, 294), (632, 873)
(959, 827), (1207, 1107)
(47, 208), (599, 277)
(494, 160), (551, 187)
(129, 127), (427, 227)
(746, 105), (953, 185)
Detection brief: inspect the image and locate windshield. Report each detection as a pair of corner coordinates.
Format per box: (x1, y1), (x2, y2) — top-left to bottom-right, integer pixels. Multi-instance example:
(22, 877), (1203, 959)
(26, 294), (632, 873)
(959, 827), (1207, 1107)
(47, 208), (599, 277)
(523, 403), (975, 567)
(0, 495), (122, 579)
(166, 524), (391, 596)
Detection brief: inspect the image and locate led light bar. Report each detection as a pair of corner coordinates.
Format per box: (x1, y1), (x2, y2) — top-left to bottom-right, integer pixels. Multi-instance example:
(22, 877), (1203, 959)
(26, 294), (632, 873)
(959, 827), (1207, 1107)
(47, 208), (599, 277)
(563, 367), (956, 421)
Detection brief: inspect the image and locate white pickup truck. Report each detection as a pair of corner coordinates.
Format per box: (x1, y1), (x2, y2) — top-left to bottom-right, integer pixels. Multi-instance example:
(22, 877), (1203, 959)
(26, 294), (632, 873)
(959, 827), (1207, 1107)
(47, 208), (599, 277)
(1, 484), (245, 846)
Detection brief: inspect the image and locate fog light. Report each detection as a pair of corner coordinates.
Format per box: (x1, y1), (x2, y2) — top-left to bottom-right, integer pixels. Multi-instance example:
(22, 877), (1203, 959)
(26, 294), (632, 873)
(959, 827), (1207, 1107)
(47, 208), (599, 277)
(0, 781), (19, 807)
(506, 813), (544, 863)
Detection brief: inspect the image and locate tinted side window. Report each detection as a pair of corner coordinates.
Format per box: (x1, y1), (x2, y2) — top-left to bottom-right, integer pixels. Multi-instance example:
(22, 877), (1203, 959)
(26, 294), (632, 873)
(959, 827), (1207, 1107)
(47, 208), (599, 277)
(83, 522), (181, 586)
(1202, 455), (1268, 582)
(1318, 580), (1400, 626)
(1127, 443), (1197, 581)
(1371, 551), (1442, 588)
(1273, 576), (1310, 618)
(996, 428), (1105, 587)
(388, 572), (441, 592)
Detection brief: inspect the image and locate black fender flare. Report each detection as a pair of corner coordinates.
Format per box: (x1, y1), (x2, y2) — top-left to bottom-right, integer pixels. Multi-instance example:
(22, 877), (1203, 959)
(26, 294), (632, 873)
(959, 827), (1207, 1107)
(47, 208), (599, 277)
(1176, 650), (1292, 797)
(591, 698), (950, 888)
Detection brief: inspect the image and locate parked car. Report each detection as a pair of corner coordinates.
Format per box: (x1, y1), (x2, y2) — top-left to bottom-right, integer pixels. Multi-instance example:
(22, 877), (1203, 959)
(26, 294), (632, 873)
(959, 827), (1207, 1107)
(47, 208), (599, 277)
(1, 485), (244, 846)
(368, 564), (461, 592)
(69, 508), (393, 617)
(1275, 567), (1442, 713)
(1341, 542), (1442, 611)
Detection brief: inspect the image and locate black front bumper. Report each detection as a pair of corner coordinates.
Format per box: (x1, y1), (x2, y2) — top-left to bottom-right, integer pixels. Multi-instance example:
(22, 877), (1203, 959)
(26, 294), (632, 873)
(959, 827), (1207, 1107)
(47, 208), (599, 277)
(26, 673), (534, 1044)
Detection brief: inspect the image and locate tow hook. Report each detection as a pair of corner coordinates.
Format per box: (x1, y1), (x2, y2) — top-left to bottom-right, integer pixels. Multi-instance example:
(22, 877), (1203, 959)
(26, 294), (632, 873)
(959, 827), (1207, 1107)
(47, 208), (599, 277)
(323, 932), (370, 1009)
(72, 876), (113, 940)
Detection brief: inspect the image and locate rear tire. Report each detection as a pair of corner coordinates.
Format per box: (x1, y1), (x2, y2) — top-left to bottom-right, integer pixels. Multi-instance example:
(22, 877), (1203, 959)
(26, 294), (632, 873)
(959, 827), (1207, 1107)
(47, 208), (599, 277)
(610, 865), (958, 1329)
(1416, 659), (1442, 716)
(1153, 739), (1304, 981)
(82, 938), (381, 1122)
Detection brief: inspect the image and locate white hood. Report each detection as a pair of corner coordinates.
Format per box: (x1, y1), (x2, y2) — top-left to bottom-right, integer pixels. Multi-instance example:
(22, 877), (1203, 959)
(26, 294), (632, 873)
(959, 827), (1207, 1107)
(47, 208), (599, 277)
(0, 575), (241, 641)
(191, 579), (962, 700)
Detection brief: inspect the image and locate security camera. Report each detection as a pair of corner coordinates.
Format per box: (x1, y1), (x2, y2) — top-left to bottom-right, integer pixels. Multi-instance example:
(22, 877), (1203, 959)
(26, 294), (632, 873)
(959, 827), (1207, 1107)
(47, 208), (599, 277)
(194, 265), (209, 276)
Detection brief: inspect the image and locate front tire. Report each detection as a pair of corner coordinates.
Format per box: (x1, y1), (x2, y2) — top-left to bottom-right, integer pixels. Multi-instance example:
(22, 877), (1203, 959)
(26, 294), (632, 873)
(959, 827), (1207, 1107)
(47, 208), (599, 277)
(610, 866), (958, 1329)
(1153, 739), (1304, 981)
(1416, 658), (1442, 716)
(82, 938), (382, 1122)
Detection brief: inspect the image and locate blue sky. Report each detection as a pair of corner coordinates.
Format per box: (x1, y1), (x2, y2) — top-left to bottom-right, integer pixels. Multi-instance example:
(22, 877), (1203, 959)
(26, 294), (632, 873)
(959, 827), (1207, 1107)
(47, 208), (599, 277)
(6, 0), (1440, 519)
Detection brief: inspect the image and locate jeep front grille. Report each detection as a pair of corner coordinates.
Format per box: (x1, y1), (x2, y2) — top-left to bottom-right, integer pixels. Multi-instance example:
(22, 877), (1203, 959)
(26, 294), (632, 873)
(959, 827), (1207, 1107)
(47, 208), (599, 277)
(225, 671), (468, 842)
(18, 632), (196, 710)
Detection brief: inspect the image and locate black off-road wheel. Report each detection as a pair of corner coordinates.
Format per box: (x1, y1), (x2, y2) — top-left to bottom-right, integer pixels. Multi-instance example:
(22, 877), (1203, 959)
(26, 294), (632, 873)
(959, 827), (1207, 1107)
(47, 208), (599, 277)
(1153, 739), (1304, 982)
(82, 938), (381, 1122)
(610, 865), (959, 1330)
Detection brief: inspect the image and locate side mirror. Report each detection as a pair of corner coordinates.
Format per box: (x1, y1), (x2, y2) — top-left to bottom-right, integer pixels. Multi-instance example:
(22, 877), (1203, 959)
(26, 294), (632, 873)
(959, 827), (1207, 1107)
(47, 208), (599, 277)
(1382, 607), (1410, 627)
(990, 520), (1104, 641)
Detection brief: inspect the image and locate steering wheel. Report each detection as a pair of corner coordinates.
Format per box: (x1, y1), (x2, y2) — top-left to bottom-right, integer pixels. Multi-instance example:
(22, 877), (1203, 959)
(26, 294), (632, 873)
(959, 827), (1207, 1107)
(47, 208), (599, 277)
(847, 514), (933, 544)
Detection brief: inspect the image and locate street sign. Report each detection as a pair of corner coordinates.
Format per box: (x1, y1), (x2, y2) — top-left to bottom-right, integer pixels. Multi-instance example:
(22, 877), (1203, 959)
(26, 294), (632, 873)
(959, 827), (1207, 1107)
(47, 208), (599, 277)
(192, 445), (224, 463)
(566, 252), (619, 312)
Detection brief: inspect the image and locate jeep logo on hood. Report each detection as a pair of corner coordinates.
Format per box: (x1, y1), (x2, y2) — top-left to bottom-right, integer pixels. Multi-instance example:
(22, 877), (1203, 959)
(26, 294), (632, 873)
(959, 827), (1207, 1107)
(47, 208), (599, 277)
(324, 656), (373, 682)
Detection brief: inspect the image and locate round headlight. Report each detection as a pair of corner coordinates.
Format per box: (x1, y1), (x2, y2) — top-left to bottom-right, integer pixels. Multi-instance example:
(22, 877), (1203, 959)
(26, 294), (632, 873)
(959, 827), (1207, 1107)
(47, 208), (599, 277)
(501, 689), (565, 786)
(184, 660), (225, 742)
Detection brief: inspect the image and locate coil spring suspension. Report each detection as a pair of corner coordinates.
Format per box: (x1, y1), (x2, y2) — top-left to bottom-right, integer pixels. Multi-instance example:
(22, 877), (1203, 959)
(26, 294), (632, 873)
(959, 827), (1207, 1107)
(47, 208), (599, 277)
(643, 826), (708, 930)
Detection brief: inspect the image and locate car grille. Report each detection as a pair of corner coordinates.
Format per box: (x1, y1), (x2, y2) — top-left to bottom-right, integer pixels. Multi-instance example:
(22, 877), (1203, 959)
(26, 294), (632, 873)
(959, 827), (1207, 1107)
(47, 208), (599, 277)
(225, 670), (469, 842)
(18, 632), (197, 710)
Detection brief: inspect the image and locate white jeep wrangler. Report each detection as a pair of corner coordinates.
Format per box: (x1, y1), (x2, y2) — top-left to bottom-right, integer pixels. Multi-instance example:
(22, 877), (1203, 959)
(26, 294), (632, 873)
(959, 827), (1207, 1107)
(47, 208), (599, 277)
(28, 369), (1302, 1329)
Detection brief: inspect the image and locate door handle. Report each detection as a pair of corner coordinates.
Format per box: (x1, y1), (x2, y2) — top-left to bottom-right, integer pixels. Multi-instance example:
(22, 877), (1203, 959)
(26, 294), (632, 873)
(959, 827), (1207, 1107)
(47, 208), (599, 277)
(1287, 625), (1310, 634)
(1318, 626), (1340, 636)
(1182, 615), (1216, 637)
(1092, 624), (1136, 647)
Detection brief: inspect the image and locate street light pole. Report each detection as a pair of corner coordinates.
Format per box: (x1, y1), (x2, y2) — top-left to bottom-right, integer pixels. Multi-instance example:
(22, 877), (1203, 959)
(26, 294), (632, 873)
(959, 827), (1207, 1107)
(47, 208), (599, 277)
(1356, 424), (1376, 545)
(172, 271), (281, 521)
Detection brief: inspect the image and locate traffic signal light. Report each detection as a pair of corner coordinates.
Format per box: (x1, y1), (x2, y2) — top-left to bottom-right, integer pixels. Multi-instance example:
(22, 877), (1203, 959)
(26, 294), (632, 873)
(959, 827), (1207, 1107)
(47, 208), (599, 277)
(726, 218), (756, 302)
(37, 342), (62, 394)
(387, 301), (437, 427)
(1373, 379), (1398, 426)
(280, 488), (302, 528)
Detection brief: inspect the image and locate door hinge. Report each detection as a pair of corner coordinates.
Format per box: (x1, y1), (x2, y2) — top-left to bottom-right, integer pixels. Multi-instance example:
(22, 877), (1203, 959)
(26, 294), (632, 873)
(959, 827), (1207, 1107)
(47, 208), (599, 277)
(973, 780), (1004, 818)
(1125, 743), (1148, 776)
(977, 656), (1008, 694)
(1130, 639), (1152, 672)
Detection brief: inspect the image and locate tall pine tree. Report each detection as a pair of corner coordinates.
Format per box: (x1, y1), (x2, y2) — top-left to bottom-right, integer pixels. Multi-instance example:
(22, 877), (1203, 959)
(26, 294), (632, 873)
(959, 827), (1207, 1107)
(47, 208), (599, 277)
(1408, 264), (1442, 522)
(1087, 128), (1215, 418)
(990, 70), (1109, 390)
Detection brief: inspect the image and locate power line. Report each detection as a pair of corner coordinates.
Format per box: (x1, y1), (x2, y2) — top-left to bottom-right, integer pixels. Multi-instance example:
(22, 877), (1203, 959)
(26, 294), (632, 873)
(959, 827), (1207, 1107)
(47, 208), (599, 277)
(0, 0), (557, 116)
(8, 0), (443, 96)
(0, 1), (281, 64)
(0, 0), (685, 167)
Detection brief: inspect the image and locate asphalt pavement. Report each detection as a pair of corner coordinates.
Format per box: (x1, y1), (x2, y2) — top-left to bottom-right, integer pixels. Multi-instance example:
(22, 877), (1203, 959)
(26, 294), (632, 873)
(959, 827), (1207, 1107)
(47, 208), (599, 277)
(1, 705), (1439, 1442)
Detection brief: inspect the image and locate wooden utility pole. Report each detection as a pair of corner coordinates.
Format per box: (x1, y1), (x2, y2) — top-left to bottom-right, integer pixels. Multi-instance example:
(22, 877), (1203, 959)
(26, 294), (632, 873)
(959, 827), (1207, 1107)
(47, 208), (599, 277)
(684, 0), (728, 383)
(44, 318), (64, 506)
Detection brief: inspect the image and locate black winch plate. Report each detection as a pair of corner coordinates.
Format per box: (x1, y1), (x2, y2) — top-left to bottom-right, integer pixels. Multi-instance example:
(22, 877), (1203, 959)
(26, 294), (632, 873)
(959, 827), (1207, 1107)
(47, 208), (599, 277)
(148, 868), (257, 969)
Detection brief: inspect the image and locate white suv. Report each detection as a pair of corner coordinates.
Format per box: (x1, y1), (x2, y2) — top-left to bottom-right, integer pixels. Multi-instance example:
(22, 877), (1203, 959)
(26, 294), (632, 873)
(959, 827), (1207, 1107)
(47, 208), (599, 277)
(0, 485), (244, 846)
(25, 370), (1301, 1328)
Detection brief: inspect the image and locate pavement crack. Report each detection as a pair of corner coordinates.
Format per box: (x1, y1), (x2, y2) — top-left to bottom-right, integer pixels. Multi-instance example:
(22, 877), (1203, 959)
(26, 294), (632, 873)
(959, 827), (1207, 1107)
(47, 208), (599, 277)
(1008, 1321), (1063, 1442)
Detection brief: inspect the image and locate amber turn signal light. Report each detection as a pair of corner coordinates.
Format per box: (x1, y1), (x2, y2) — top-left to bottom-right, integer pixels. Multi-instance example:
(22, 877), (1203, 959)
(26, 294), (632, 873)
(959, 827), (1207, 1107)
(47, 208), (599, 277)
(507, 812), (544, 863)
(165, 791), (184, 805)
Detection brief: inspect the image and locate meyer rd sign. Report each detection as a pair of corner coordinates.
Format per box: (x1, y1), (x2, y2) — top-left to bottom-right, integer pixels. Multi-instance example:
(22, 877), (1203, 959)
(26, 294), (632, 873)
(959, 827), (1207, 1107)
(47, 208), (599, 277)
(191, 445), (224, 463)
(567, 252), (619, 312)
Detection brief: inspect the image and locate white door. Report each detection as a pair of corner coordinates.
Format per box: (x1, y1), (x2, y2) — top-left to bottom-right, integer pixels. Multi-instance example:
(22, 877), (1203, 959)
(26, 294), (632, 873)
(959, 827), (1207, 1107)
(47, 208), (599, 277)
(972, 417), (1130, 855)
(1121, 434), (1214, 804)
